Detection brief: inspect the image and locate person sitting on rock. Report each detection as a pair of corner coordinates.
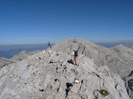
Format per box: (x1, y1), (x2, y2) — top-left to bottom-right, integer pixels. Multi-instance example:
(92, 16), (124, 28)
(73, 49), (78, 65)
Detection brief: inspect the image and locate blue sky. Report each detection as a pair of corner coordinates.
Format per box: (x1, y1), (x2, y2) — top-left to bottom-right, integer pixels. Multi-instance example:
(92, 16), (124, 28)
(0, 0), (133, 45)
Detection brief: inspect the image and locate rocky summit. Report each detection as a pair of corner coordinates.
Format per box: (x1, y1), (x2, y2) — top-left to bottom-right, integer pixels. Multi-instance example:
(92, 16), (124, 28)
(52, 38), (133, 99)
(0, 48), (130, 99)
(52, 38), (133, 78)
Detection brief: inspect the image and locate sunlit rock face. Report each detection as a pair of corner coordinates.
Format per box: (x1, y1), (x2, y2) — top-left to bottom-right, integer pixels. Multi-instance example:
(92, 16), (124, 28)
(0, 49), (130, 99)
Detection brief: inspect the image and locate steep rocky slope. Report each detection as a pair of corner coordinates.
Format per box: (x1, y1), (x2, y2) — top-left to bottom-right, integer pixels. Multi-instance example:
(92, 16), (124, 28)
(0, 49), (130, 99)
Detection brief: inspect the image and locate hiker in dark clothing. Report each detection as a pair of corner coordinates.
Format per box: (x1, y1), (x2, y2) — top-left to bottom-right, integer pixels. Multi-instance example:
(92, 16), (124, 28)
(48, 41), (51, 48)
(73, 49), (78, 65)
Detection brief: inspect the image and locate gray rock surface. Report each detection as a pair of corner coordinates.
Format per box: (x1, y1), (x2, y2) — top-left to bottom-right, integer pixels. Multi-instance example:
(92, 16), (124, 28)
(52, 38), (133, 98)
(0, 49), (130, 99)
(0, 50), (39, 69)
(129, 46), (133, 49)
(123, 70), (133, 99)
(52, 38), (133, 78)
(0, 58), (15, 69)
(11, 50), (39, 61)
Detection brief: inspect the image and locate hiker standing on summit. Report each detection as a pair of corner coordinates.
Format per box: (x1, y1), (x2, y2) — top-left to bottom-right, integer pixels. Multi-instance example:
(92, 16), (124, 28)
(48, 41), (51, 48)
(73, 49), (78, 65)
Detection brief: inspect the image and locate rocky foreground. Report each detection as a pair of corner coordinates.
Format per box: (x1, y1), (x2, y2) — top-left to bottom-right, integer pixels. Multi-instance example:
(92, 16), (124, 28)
(0, 49), (130, 99)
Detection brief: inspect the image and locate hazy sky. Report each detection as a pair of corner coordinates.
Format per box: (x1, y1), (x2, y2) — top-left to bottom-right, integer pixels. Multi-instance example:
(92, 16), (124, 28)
(0, 0), (133, 45)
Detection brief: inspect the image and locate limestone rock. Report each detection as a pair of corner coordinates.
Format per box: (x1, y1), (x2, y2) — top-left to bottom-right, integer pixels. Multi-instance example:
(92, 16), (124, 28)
(123, 70), (133, 99)
(0, 58), (15, 69)
(52, 38), (133, 78)
(0, 49), (130, 99)
(51, 38), (133, 98)
(0, 50), (39, 69)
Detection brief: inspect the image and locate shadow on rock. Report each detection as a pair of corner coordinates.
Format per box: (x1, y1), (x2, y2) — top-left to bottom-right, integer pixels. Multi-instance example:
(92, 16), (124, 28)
(65, 82), (73, 99)
(67, 59), (74, 65)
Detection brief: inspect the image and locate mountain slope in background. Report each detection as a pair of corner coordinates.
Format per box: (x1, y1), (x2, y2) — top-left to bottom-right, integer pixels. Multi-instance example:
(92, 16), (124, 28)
(52, 38), (133, 78)
(0, 50), (39, 69)
(0, 44), (52, 68)
(52, 38), (133, 98)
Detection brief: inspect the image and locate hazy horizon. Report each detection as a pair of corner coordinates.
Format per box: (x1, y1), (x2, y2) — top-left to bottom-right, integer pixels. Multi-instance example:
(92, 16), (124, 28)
(1, 39), (133, 51)
(0, 40), (133, 59)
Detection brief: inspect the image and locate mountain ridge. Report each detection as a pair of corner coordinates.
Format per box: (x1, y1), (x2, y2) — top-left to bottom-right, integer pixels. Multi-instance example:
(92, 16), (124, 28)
(51, 38), (133, 98)
(52, 38), (133, 77)
(0, 38), (133, 98)
(0, 49), (130, 99)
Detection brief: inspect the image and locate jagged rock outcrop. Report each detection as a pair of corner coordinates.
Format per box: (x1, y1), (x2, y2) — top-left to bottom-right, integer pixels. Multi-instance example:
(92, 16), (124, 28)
(123, 70), (133, 99)
(0, 49), (130, 99)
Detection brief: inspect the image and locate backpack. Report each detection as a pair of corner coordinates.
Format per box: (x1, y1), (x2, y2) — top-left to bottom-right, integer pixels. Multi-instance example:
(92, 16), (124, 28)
(75, 51), (78, 57)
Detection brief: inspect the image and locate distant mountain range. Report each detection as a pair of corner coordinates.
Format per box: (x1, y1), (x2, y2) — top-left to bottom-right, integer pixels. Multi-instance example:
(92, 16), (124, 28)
(95, 41), (133, 48)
